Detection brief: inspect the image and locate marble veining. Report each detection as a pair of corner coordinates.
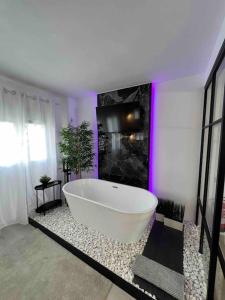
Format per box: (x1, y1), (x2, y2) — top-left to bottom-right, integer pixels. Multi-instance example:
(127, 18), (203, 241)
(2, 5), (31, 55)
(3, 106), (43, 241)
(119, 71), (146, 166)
(97, 84), (150, 190)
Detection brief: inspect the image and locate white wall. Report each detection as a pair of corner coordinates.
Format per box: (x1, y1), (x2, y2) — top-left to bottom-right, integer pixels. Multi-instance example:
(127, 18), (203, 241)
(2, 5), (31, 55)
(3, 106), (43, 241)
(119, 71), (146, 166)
(67, 96), (77, 126)
(205, 15), (225, 82)
(151, 16), (225, 222)
(68, 93), (98, 179)
(153, 75), (204, 221)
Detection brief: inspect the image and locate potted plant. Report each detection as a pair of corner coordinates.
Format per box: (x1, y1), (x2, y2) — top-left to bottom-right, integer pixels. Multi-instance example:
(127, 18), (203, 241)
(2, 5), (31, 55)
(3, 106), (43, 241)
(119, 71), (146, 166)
(40, 175), (51, 187)
(59, 121), (95, 179)
(156, 198), (165, 222)
(164, 201), (185, 231)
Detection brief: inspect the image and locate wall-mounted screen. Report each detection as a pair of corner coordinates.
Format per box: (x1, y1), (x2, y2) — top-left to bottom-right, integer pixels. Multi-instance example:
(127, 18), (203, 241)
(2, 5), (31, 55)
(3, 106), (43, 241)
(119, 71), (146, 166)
(96, 102), (143, 133)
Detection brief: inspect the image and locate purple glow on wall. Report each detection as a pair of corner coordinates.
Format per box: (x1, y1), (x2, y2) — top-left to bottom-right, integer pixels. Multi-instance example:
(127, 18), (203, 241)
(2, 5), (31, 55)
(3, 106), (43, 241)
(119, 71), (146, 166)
(90, 92), (98, 179)
(149, 82), (157, 192)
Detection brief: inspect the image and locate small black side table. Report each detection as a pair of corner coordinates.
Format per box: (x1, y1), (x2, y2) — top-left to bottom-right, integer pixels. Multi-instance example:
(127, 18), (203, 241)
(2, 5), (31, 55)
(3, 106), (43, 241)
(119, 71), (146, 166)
(35, 180), (62, 214)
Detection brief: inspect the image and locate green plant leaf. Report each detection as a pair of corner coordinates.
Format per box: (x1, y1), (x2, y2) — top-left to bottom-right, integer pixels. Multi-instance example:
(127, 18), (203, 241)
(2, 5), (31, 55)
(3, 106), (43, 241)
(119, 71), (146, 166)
(59, 121), (95, 177)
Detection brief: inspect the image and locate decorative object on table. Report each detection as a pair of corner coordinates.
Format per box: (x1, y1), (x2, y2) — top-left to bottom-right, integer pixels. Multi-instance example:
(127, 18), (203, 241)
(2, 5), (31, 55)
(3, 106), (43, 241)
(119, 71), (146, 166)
(39, 175), (51, 187)
(164, 200), (185, 231)
(59, 121), (95, 179)
(155, 199), (165, 222)
(35, 180), (62, 214)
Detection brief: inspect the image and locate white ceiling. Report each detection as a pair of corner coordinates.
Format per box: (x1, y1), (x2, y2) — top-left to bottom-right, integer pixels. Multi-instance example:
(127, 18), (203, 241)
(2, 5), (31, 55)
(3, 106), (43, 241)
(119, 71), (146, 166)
(0, 1), (225, 96)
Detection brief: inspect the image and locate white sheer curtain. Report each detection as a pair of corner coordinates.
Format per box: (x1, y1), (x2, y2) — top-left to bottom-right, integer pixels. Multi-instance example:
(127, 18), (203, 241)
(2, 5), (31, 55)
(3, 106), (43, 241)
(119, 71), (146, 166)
(0, 87), (57, 229)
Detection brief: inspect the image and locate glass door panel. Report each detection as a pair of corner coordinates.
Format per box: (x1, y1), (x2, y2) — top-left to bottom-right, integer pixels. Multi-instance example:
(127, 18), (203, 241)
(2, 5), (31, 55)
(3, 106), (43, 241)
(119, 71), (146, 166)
(219, 187), (225, 259)
(205, 84), (212, 126)
(206, 124), (221, 234)
(203, 229), (210, 284)
(198, 210), (202, 227)
(200, 128), (209, 203)
(214, 259), (225, 300)
(214, 59), (225, 121)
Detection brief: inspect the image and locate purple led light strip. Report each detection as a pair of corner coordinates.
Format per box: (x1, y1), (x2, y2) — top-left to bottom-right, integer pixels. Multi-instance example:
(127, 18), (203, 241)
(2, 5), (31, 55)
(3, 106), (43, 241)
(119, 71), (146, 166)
(149, 82), (156, 192)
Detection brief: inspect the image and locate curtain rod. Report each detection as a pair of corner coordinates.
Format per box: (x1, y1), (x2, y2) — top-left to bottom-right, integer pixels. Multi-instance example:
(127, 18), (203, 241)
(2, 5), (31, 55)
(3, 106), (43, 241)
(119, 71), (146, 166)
(2, 88), (49, 103)
(3, 87), (16, 95)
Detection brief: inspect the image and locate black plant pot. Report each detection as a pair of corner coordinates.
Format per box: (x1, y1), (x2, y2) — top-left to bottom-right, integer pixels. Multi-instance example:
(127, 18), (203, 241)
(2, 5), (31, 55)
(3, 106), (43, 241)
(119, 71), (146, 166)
(40, 181), (50, 187)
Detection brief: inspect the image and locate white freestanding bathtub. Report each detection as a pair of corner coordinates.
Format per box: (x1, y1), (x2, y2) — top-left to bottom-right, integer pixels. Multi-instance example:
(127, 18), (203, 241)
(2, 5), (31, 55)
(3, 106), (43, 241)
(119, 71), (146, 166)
(62, 179), (158, 243)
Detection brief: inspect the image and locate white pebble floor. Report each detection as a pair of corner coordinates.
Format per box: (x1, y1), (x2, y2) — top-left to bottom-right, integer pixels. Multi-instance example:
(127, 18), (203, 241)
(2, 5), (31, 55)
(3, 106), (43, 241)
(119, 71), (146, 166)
(32, 206), (207, 300)
(183, 223), (207, 300)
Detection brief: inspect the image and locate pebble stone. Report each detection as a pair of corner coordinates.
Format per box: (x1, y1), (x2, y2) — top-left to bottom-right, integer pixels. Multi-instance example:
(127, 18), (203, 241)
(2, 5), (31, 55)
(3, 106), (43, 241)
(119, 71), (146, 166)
(32, 206), (207, 300)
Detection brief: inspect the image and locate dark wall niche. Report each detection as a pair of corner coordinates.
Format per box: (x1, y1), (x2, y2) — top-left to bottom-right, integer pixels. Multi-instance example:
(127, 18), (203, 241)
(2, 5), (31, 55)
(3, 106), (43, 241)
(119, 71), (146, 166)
(97, 83), (151, 190)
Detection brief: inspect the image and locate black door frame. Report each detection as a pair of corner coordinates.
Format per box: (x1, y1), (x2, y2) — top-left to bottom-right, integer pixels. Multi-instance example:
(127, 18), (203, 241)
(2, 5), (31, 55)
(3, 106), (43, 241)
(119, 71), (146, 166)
(195, 39), (225, 299)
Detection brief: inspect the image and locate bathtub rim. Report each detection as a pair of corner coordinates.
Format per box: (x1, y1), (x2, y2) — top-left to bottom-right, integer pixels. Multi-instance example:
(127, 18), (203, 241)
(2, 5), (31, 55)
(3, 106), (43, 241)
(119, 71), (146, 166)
(62, 179), (158, 215)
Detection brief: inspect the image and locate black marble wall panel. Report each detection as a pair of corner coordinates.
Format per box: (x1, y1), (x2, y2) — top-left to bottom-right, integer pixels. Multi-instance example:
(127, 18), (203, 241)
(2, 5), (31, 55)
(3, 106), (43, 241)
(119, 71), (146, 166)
(97, 84), (151, 190)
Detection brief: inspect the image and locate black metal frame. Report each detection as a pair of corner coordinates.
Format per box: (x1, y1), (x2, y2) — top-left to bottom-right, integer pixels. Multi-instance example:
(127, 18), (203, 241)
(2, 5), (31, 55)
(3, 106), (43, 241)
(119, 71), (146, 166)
(199, 75), (216, 253)
(195, 39), (225, 299)
(207, 85), (225, 298)
(35, 180), (62, 215)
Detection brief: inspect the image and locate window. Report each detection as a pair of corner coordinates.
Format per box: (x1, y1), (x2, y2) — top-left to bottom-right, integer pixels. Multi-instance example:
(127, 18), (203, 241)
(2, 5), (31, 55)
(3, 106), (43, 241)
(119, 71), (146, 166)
(0, 122), (47, 166)
(0, 122), (20, 166)
(26, 124), (47, 162)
